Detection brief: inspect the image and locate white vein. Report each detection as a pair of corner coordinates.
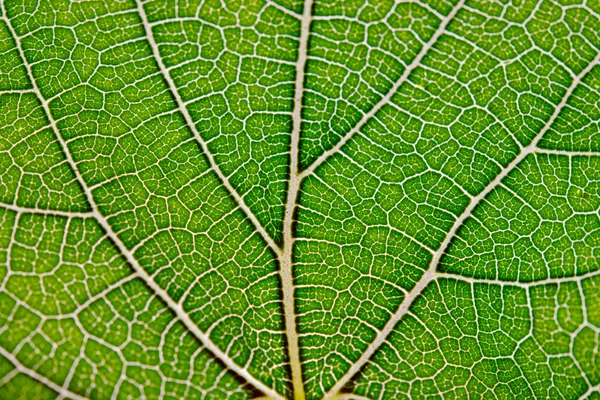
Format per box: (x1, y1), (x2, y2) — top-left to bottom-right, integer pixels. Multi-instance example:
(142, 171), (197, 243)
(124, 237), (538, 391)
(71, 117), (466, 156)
(436, 268), (600, 288)
(535, 149), (600, 156)
(0, 346), (88, 400)
(322, 43), (600, 400)
(0, 202), (94, 218)
(1, 8), (284, 400)
(280, 0), (313, 398)
(298, 0), (466, 180)
(135, 0), (281, 256)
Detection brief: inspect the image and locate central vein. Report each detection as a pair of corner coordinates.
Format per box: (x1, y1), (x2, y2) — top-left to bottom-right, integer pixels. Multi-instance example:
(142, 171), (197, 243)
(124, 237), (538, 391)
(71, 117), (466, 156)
(280, 0), (314, 398)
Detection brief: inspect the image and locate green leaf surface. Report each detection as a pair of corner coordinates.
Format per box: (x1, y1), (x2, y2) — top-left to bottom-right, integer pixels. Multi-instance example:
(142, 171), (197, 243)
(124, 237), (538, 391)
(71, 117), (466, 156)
(0, 0), (598, 399)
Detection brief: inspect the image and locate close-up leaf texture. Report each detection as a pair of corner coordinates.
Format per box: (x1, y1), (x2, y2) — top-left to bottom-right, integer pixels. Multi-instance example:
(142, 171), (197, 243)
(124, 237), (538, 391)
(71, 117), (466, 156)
(0, 0), (598, 398)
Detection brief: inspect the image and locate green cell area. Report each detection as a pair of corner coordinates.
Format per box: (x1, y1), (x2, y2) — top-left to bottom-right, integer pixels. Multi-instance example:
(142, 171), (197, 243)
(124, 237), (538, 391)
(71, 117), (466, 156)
(440, 154), (600, 282)
(145, 0), (300, 64)
(145, 0), (300, 243)
(187, 86), (292, 244)
(0, 354), (14, 381)
(517, 278), (598, 399)
(540, 65), (600, 152)
(0, 372), (58, 400)
(1, 209), (130, 316)
(0, 277), (253, 399)
(294, 25), (569, 385)
(3, 0), (290, 395)
(87, 138), (289, 394)
(387, 39), (571, 187)
(299, 141), (470, 251)
(525, 0), (599, 75)
(352, 279), (532, 399)
(299, 0), (453, 170)
(1, 0), (600, 397)
(76, 279), (254, 400)
(295, 238), (414, 398)
(296, 146), (460, 396)
(0, 20), (30, 90)
(0, 93), (88, 212)
(455, 0), (600, 74)
(413, 38), (570, 144)
(133, 204), (289, 393)
(353, 277), (599, 399)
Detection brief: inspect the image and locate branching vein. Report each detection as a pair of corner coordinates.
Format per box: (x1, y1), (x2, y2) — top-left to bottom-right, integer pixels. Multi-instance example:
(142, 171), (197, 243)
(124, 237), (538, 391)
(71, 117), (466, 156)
(322, 39), (600, 400)
(1, 8), (284, 400)
(299, 0), (466, 180)
(135, 0), (281, 256)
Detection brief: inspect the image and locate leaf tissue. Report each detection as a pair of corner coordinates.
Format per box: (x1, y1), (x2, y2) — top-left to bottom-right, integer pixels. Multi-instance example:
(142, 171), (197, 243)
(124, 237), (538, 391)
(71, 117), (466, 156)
(0, 0), (599, 398)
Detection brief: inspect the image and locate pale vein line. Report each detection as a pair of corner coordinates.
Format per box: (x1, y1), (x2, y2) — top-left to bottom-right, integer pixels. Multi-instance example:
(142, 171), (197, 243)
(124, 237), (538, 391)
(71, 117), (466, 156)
(298, 0), (466, 180)
(69, 273), (140, 316)
(323, 46), (600, 400)
(436, 268), (600, 288)
(582, 375), (600, 398)
(0, 346), (88, 400)
(0, 203), (94, 218)
(267, 0), (302, 19)
(281, 0), (313, 398)
(330, 394), (371, 400)
(1, 11), (284, 400)
(0, 89), (36, 95)
(135, 0), (281, 256)
(534, 148), (600, 157)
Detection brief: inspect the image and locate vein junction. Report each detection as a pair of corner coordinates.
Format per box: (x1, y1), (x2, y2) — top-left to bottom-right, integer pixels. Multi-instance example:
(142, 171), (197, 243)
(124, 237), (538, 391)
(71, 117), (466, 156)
(0, 0), (599, 399)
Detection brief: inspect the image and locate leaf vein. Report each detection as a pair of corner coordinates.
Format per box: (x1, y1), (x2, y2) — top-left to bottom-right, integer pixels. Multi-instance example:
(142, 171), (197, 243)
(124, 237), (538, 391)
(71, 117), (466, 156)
(299, 0), (467, 180)
(135, 0), (281, 255)
(1, 9), (284, 399)
(322, 42), (600, 400)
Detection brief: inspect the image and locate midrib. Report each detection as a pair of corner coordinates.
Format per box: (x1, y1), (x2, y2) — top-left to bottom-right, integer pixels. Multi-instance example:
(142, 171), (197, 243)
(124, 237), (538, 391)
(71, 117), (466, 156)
(280, 0), (314, 398)
(5, 0), (597, 397)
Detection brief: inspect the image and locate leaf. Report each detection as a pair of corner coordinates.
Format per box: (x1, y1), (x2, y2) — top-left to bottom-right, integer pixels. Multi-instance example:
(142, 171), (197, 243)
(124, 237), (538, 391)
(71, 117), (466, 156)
(0, 0), (598, 399)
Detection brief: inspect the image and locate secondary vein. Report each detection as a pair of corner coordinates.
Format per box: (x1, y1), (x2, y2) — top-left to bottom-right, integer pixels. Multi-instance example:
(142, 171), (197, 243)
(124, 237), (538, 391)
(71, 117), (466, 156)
(135, 0), (281, 257)
(0, 202), (95, 219)
(299, 0), (466, 180)
(322, 48), (600, 400)
(0, 346), (89, 400)
(2, 8), (284, 400)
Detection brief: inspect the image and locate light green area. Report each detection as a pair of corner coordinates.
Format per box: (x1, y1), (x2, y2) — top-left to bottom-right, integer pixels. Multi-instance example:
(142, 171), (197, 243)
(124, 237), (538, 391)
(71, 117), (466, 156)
(299, 0), (456, 169)
(0, 208), (255, 398)
(295, 0), (599, 395)
(539, 65), (600, 151)
(3, 210), (131, 315)
(0, 0), (599, 399)
(1, 0), (289, 396)
(145, 0), (301, 243)
(0, 371), (58, 400)
(0, 92), (89, 212)
(441, 154), (600, 281)
(354, 277), (599, 399)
